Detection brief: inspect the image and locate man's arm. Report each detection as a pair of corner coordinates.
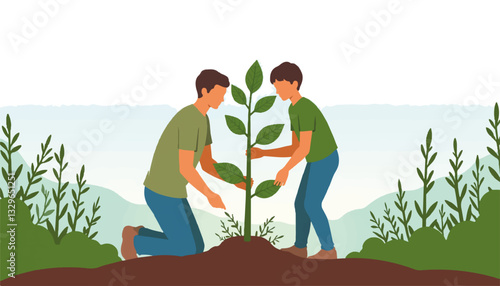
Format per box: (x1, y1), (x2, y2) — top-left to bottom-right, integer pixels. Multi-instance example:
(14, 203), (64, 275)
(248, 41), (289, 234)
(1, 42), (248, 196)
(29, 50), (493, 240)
(200, 145), (252, 190)
(249, 131), (300, 159)
(179, 149), (226, 209)
(274, 131), (312, 186)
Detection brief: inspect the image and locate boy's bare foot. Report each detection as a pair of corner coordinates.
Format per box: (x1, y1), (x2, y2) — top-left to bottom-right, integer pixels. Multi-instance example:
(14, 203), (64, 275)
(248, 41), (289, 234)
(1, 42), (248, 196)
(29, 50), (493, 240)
(121, 226), (138, 260)
(281, 245), (307, 258)
(308, 248), (337, 260)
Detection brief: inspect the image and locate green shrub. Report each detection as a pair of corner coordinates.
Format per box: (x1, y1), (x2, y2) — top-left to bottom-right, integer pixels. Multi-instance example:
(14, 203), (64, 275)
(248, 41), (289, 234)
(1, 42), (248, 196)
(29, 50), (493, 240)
(486, 103), (500, 190)
(0, 198), (120, 281)
(347, 190), (500, 278)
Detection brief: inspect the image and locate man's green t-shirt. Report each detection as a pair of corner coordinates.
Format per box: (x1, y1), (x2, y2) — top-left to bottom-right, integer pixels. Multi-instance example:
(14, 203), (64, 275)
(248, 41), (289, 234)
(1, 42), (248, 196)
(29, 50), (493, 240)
(289, 97), (338, 162)
(144, 104), (212, 198)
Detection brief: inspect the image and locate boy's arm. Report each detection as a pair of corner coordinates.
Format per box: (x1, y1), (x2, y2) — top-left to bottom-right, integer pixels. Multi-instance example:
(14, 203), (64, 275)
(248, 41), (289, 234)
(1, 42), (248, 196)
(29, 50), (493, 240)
(249, 131), (300, 159)
(274, 131), (312, 186)
(179, 149), (226, 209)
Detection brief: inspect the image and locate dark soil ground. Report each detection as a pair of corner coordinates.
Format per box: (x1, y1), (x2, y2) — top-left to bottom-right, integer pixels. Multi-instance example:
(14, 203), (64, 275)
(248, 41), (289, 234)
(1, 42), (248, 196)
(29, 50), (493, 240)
(2, 236), (499, 286)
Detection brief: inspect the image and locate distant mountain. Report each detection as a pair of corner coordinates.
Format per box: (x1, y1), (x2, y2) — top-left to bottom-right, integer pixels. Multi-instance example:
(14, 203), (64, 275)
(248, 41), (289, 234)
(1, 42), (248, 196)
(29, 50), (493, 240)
(1, 138), (497, 258)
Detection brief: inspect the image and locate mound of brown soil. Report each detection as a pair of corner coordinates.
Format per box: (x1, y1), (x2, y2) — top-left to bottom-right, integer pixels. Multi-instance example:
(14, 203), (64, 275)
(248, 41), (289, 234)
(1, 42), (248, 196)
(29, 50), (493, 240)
(2, 236), (498, 285)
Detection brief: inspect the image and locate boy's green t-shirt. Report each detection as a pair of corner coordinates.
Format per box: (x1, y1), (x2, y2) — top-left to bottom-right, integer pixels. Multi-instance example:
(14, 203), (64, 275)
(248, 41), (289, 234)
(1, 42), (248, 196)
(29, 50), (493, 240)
(289, 97), (338, 162)
(144, 104), (212, 198)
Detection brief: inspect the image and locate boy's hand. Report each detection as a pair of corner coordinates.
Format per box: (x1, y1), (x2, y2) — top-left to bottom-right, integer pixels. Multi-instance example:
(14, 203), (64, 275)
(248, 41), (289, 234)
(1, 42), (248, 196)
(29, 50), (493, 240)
(206, 192), (226, 210)
(235, 176), (254, 191)
(246, 148), (264, 160)
(274, 168), (289, 186)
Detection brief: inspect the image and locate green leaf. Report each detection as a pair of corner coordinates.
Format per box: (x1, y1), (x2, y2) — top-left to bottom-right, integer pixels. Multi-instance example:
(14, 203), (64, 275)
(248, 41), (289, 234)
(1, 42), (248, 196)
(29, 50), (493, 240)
(428, 152), (437, 165)
(60, 227), (68, 239)
(427, 202), (438, 216)
(2, 168), (8, 183)
(466, 205), (473, 221)
(14, 165), (23, 179)
(445, 177), (454, 187)
(254, 180), (281, 198)
(495, 103), (499, 121)
(416, 168), (424, 181)
(1, 126), (8, 138)
(11, 133), (19, 145)
(61, 182), (69, 192)
(6, 114), (11, 131)
(245, 60), (263, 94)
(255, 124), (284, 145)
(426, 129), (433, 149)
(67, 213), (73, 228)
(225, 115), (246, 136)
(26, 191), (38, 200)
(213, 163), (245, 184)
(60, 204), (68, 217)
(489, 167), (500, 182)
(414, 201), (423, 217)
(487, 147), (499, 159)
(46, 220), (55, 236)
(231, 85), (247, 106)
(430, 220), (438, 229)
(0, 153), (8, 168)
(0, 142), (7, 151)
(445, 200), (458, 212)
(60, 145), (65, 160)
(254, 96), (276, 113)
(486, 128), (495, 140)
(45, 209), (54, 216)
(89, 232), (98, 240)
(409, 226), (414, 235)
(449, 214), (458, 225)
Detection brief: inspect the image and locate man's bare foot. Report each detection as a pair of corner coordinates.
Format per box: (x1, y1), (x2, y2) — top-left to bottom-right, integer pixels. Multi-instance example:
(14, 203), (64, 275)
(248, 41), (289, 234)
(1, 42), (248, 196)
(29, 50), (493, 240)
(308, 248), (337, 260)
(281, 245), (307, 258)
(121, 226), (138, 260)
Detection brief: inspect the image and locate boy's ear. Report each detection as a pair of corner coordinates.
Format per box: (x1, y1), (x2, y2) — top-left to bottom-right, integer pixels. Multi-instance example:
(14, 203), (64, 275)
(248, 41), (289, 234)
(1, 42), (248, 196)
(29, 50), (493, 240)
(292, 81), (298, 89)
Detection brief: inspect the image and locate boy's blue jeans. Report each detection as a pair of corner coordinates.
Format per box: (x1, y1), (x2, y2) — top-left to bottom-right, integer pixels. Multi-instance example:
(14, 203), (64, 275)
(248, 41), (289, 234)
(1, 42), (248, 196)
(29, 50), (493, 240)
(133, 187), (204, 256)
(294, 149), (339, 251)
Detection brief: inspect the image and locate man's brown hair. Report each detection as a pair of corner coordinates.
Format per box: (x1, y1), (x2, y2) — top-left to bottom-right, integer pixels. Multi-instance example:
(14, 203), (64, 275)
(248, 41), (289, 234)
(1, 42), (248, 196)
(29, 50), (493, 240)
(196, 69), (230, 98)
(270, 62), (303, 90)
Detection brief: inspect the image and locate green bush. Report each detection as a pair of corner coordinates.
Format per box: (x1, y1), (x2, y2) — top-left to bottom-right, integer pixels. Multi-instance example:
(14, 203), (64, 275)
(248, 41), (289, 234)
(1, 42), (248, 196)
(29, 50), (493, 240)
(0, 198), (120, 281)
(347, 190), (500, 279)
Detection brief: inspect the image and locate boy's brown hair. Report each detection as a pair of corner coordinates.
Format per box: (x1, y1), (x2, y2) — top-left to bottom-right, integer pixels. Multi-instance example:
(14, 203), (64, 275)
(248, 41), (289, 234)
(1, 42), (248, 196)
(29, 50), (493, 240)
(270, 62), (303, 90)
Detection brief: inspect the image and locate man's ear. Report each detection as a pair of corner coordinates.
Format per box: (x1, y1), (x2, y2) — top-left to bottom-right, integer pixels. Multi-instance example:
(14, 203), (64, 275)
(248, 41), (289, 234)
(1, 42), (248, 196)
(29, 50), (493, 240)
(292, 81), (299, 89)
(201, 87), (208, 97)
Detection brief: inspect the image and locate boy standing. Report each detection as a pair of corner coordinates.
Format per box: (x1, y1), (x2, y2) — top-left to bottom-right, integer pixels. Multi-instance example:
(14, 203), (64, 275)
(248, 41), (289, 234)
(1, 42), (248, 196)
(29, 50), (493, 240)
(249, 62), (339, 259)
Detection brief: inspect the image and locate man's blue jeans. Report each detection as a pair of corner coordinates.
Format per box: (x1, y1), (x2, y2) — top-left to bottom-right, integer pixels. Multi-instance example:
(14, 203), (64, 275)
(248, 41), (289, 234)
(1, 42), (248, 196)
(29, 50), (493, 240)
(133, 187), (204, 256)
(294, 149), (339, 251)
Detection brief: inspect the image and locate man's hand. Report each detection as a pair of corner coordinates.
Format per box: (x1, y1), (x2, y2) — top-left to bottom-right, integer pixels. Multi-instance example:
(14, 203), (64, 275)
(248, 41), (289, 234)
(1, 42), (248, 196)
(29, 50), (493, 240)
(246, 148), (264, 160)
(274, 168), (289, 186)
(206, 192), (226, 210)
(235, 176), (254, 191)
